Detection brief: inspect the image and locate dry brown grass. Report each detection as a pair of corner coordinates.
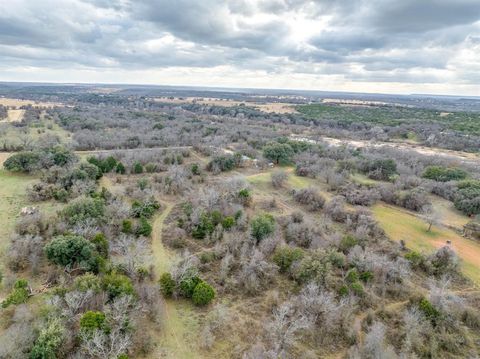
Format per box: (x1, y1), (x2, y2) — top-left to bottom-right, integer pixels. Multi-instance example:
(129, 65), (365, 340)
(4, 109), (25, 122)
(153, 96), (297, 114)
(0, 97), (60, 108)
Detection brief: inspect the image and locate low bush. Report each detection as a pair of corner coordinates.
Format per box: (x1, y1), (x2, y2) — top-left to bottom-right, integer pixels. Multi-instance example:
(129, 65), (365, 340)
(1, 279), (30, 308)
(102, 273), (135, 300)
(419, 298), (440, 323)
(422, 166), (468, 182)
(62, 197), (105, 226)
(4, 151), (41, 172)
(44, 235), (99, 272)
(135, 217), (153, 237)
(80, 311), (106, 333)
(159, 273), (175, 298)
(272, 246), (304, 273)
(251, 214), (275, 242)
(292, 187), (325, 211)
(192, 281), (215, 306)
(29, 318), (65, 359)
(179, 275), (202, 298)
(91, 233), (109, 258)
(131, 199), (160, 218)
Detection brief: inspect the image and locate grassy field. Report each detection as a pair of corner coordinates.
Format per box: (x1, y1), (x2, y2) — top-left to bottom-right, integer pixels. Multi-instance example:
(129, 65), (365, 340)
(0, 111), (71, 148)
(373, 203), (480, 285)
(429, 195), (470, 230)
(350, 173), (379, 186)
(2, 109), (25, 122)
(0, 170), (37, 259)
(154, 97), (297, 114)
(0, 98), (60, 108)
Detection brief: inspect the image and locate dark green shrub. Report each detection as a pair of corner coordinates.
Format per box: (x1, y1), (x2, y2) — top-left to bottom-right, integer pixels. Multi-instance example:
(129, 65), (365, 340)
(206, 155), (239, 172)
(4, 151), (41, 172)
(191, 212), (216, 239)
(179, 276), (202, 298)
(293, 251), (331, 284)
(192, 281), (215, 306)
(135, 217), (153, 237)
(350, 282), (364, 296)
(422, 166), (468, 182)
(153, 122), (164, 130)
(102, 273), (135, 300)
(405, 250), (425, 268)
(191, 163), (200, 175)
(339, 235), (358, 252)
(159, 273), (175, 298)
(91, 233), (109, 258)
(80, 162), (102, 180)
(133, 162), (143, 174)
(364, 158), (397, 181)
(80, 311), (106, 333)
(50, 146), (76, 167)
(62, 197), (105, 226)
(251, 214), (275, 242)
(419, 298), (440, 323)
(131, 199), (160, 218)
(115, 162), (126, 174)
(262, 142), (294, 165)
(345, 268), (359, 283)
(338, 285), (349, 296)
(1, 279), (30, 308)
(454, 180), (480, 216)
(221, 216), (235, 230)
(53, 188), (69, 202)
(102, 156), (117, 173)
(359, 271), (374, 282)
(327, 251), (346, 268)
(45, 235), (98, 272)
(122, 219), (133, 234)
(237, 188), (252, 206)
(272, 246), (304, 273)
(29, 318), (64, 359)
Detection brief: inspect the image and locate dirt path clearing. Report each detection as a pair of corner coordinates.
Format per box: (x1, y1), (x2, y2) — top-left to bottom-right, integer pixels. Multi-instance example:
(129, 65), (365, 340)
(148, 202), (200, 359)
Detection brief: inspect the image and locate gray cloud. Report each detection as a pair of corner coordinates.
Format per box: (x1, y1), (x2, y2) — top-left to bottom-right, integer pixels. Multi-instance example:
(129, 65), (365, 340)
(0, 0), (479, 89)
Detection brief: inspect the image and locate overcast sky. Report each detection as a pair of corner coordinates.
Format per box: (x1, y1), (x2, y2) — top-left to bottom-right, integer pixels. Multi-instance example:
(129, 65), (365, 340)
(0, 0), (479, 95)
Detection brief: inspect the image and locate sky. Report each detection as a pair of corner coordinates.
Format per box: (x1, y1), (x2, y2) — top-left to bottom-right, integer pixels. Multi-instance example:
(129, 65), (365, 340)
(0, 0), (479, 96)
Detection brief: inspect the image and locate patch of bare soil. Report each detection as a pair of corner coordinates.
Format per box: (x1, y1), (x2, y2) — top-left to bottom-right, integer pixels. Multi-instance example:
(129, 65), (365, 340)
(153, 97), (297, 114)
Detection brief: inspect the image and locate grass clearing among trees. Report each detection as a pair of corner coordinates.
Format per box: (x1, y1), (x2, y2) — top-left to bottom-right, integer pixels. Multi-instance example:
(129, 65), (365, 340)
(373, 203), (480, 285)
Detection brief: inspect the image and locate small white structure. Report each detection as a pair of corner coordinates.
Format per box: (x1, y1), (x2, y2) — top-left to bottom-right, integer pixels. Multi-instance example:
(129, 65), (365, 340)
(20, 206), (38, 216)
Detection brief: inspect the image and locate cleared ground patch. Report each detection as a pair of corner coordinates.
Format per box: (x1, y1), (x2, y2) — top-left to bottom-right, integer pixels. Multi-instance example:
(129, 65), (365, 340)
(145, 202), (201, 359)
(429, 195), (470, 230)
(3, 109), (25, 123)
(154, 97), (297, 114)
(0, 170), (36, 261)
(0, 97), (60, 108)
(373, 203), (480, 285)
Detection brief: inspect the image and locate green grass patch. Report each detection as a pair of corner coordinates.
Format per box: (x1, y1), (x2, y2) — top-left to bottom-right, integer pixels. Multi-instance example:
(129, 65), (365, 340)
(373, 203), (480, 285)
(0, 170), (36, 257)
